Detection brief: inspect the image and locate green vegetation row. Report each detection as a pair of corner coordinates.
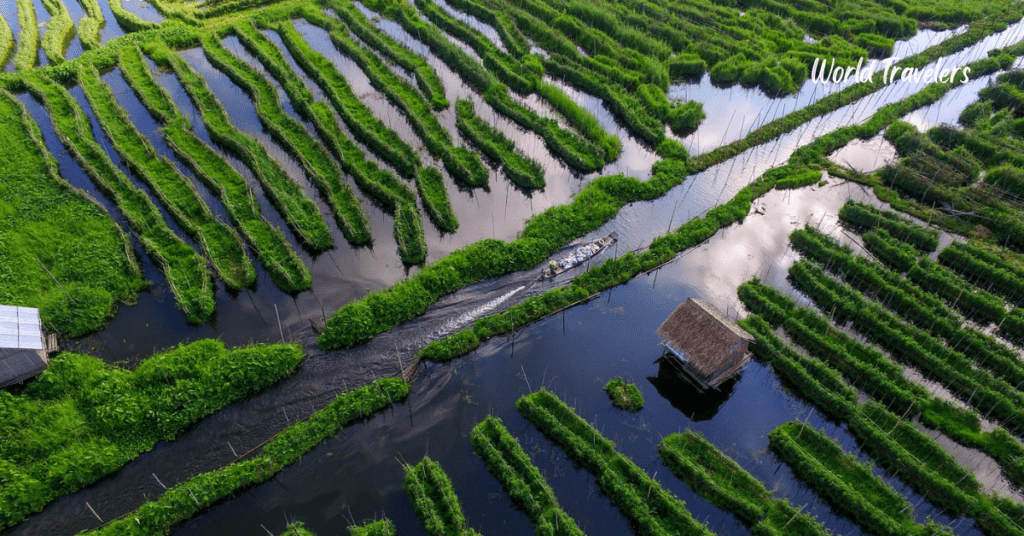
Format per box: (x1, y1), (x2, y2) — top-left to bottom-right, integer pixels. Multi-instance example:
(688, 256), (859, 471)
(470, 415), (584, 536)
(303, 7), (489, 188)
(362, 0), (613, 172)
(455, 99), (544, 189)
(789, 258), (1024, 433)
(39, 0), (74, 65)
(412, 167), (821, 360)
(403, 457), (482, 536)
(412, 0), (622, 163)
(13, 0), (38, 70)
(838, 199), (939, 252)
(604, 377), (643, 411)
(416, 166), (459, 232)
(200, 32), (372, 245)
(87, 377), (409, 535)
(789, 225), (1024, 405)
(144, 41), (334, 251)
(0, 340), (303, 530)
(278, 519), (396, 536)
(517, 389), (714, 536)
(658, 430), (830, 536)
(745, 274), (1024, 495)
(325, 0), (448, 110)
(768, 421), (948, 536)
(0, 90), (145, 336)
(77, 64), (256, 290)
(76, 0), (104, 50)
(0, 7), (14, 67)
(117, 44), (311, 291)
(232, 21), (431, 262)
(109, 0), (159, 33)
(739, 307), (1024, 533)
(939, 241), (1024, 305)
(22, 72), (216, 322)
(739, 311), (983, 517)
(271, 19), (420, 180)
(738, 279), (926, 416)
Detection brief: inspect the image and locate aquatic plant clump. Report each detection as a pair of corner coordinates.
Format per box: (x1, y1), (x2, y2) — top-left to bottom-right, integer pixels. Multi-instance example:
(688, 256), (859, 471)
(604, 377), (644, 411)
(455, 98), (545, 189)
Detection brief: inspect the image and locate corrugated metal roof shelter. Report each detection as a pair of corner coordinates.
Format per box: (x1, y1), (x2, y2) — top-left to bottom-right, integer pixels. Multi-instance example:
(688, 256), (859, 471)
(0, 305), (54, 388)
(656, 298), (754, 390)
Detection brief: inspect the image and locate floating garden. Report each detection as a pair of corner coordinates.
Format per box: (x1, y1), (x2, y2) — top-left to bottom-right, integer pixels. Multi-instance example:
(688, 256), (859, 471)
(6, 0), (1024, 533)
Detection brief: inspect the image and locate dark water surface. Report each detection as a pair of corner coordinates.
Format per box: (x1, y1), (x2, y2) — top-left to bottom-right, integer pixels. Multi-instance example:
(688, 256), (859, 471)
(5, 11), (1024, 536)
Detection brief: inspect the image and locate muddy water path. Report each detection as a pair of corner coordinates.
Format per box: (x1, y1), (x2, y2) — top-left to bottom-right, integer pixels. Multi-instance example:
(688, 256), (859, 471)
(6, 14), (1024, 536)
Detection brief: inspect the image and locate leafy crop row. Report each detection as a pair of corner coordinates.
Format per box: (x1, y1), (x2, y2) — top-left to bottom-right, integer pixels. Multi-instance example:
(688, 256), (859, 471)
(118, 44), (311, 291)
(659, 430), (830, 535)
(837, 199), (939, 252)
(517, 389), (714, 536)
(144, 41), (334, 251)
(455, 99), (544, 189)
(416, 166), (458, 232)
(39, 0), (75, 65)
(22, 72), (215, 322)
(13, 0), (39, 70)
(471, 415), (584, 536)
(403, 457), (482, 536)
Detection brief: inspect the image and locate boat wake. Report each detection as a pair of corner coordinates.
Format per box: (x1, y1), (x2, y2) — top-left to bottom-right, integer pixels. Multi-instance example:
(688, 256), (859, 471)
(431, 285), (527, 339)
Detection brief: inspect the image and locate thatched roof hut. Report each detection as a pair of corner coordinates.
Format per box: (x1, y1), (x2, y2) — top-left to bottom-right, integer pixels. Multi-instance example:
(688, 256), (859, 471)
(656, 298), (753, 390)
(0, 306), (54, 388)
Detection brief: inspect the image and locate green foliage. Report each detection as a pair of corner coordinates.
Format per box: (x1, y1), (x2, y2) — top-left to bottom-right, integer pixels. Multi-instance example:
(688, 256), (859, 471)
(0, 340), (304, 530)
(838, 199), (939, 252)
(78, 64), (255, 290)
(22, 72), (215, 323)
(76, 0), (105, 50)
(668, 101), (705, 137)
(939, 241), (1024, 305)
(416, 167), (459, 233)
(39, 0), (76, 65)
(145, 41), (333, 251)
(13, 0), (39, 70)
(0, 10), (13, 68)
(348, 519), (397, 536)
(118, 44), (311, 291)
(88, 378), (408, 535)
(201, 33), (371, 245)
(109, 0), (160, 32)
(403, 457), (481, 536)
(0, 90), (145, 336)
(418, 329), (480, 362)
(471, 415), (585, 536)
(604, 377), (643, 411)
(394, 201), (427, 265)
(455, 99), (544, 189)
(769, 421), (921, 536)
(518, 389), (714, 535)
(668, 53), (707, 78)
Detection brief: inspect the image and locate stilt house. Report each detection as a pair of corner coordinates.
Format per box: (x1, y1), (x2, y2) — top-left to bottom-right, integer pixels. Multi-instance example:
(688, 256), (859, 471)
(656, 298), (753, 390)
